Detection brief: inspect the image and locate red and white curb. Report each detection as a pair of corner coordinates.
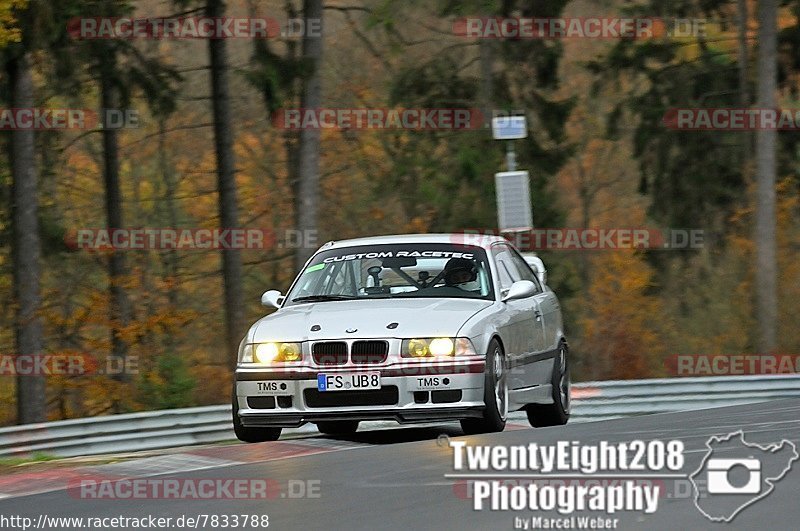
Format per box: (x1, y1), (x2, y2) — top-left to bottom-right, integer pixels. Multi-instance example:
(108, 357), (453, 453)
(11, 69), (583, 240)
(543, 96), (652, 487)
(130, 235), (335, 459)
(0, 420), (531, 501)
(0, 437), (369, 501)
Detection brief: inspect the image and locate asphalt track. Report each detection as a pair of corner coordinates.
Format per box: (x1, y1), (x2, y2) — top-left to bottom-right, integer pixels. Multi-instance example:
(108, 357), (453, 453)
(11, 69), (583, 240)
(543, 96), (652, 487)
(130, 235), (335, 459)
(1, 399), (799, 531)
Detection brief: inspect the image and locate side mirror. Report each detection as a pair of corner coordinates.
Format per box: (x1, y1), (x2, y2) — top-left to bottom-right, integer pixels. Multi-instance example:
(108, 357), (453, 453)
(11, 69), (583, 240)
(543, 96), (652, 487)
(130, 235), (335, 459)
(261, 290), (284, 309)
(523, 255), (547, 286)
(502, 280), (536, 302)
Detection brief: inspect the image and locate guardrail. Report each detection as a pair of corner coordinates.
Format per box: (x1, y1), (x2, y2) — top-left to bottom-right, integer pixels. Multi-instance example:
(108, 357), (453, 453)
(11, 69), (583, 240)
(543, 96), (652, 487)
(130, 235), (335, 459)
(567, 374), (800, 420)
(1, 374), (799, 458)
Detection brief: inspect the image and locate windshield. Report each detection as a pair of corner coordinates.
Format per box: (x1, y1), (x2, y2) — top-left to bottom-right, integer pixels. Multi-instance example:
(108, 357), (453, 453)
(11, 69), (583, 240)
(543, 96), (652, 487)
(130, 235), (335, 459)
(284, 243), (494, 305)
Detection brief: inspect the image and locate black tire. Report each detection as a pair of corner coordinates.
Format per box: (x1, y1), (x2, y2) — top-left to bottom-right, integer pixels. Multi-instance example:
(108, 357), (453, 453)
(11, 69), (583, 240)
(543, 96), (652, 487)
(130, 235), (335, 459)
(526, 341), (570, 427)
(232, 395), (282, 443)
(461, 338), (507, 435)
(316, 420), (359, 435)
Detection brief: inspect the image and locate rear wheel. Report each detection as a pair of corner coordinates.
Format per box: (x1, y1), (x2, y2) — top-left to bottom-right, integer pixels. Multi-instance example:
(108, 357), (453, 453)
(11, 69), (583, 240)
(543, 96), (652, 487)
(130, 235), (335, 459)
(316, 420), (359, 435)
(526, 341), (570, 427)
(232, 394), (282, 443)
(461, 338), (507, 435)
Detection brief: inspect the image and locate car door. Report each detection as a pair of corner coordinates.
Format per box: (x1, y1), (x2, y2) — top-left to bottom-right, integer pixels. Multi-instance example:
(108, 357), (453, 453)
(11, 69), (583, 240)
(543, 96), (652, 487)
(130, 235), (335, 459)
(537, 289), (561, 351)
(491, 243), (546, 390)
(508, 248), (558, 352)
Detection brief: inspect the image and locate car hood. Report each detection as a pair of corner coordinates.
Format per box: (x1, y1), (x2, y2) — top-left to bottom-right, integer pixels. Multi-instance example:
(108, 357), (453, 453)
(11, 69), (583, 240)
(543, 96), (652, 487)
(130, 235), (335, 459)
(252, 298), (493, 341)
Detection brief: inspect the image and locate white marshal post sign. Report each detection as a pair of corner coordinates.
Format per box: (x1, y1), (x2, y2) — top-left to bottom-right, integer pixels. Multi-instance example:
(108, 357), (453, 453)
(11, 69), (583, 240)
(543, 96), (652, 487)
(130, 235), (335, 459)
(494, 171), (533, 232)
(492, 114), (532, 232)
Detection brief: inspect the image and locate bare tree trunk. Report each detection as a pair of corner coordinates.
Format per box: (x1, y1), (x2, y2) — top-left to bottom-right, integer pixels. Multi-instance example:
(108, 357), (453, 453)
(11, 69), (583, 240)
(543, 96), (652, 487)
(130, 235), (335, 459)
(295, 0), (323, 270)
(755, 0), (778, 353)
(207, 0), (244, 368)
(100, 54), (132, 385)
(576, 158), (592, 290)
(158, 119), (179, 310)
(282, 11), (301, 255)
(8, 52), (46, 424)
(736, 0), (753, 223)
(737, 0), (750, 116)
(478, 39), (493, 124)
(156, 119), (180, 363)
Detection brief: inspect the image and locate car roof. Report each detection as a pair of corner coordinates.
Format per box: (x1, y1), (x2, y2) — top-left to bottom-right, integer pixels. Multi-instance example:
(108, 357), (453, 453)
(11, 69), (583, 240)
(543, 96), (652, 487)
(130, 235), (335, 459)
(321, 233), (509, 251)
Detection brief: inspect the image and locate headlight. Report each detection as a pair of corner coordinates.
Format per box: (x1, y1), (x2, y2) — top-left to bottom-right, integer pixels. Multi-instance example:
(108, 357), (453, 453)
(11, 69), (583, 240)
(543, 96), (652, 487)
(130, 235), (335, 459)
(429, 338), (454, 356)
(401, 337), (476, 358)
(239, 342), (303, 364)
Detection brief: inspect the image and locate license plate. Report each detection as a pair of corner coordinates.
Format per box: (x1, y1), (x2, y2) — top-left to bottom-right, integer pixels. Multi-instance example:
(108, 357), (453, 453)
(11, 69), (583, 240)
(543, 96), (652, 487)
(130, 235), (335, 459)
(317, 372), (381, 392)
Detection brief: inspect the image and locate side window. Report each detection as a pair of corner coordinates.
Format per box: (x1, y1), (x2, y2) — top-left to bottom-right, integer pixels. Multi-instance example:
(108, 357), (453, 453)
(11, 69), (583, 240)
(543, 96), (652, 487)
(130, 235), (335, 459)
(509, 249), (543, 294)
(491, 245), (518, 290)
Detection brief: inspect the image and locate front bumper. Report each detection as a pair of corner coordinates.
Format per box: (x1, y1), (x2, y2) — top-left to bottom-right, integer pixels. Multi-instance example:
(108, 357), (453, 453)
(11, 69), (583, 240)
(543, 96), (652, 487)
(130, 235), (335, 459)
(234, 359), (487, 428)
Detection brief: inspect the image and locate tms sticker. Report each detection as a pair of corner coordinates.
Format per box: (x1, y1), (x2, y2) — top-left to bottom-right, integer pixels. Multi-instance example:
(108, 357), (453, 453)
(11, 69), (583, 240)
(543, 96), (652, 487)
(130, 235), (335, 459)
(256, 381), (290, 395)
(414, 377), (451, 390)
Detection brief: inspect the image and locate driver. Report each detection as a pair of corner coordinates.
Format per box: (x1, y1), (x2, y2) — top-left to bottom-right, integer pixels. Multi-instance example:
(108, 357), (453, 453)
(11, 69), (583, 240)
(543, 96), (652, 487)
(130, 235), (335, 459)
(442, 257), (478, 289)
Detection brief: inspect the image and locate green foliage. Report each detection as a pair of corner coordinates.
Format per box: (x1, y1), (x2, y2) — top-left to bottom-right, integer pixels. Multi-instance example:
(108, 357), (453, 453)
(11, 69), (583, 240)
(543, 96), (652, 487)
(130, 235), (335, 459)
(0, 452), (57, 468)
(0, 0), (25, 49)
(138, 353), (196, 410)
(591, 36), (745, 230)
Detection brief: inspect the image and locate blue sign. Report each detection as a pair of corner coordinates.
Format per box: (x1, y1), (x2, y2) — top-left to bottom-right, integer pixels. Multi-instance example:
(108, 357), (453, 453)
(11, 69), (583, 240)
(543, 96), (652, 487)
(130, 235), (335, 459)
(492, 116), (528, 140)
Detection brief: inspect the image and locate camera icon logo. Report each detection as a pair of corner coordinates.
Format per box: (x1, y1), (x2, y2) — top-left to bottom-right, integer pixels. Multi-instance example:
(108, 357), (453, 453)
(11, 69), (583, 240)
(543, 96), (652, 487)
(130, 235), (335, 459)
(706, 458), (761, 494)
(690, 431), (798, 522)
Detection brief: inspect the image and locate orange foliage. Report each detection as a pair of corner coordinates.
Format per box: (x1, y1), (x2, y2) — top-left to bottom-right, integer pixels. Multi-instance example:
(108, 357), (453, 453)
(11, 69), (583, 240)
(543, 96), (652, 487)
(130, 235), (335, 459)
(578, 252), (665, 380)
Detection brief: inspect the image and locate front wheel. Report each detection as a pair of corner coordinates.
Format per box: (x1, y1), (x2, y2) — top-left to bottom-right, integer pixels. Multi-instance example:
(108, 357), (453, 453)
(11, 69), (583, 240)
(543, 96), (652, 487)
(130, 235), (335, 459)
(461, 338), (507, 435)
(526, 341), (570, 427)
(232, 395), (282, 443)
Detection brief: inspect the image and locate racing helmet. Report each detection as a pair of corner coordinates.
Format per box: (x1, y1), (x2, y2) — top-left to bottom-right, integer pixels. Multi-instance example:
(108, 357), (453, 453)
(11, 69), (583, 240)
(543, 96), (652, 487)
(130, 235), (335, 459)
(443, 257), (478, 286)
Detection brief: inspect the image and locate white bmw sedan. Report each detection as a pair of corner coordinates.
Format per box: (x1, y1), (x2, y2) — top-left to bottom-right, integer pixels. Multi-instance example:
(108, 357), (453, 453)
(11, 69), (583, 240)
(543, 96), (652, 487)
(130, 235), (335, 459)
(233, 233), (569, 441)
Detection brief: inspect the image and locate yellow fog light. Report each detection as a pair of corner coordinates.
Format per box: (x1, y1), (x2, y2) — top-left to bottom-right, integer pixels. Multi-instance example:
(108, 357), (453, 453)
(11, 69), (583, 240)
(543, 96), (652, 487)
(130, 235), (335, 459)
(279, 342), (302, 362)
(407, 339), (430, 358)
(429, 338), (455, 357)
